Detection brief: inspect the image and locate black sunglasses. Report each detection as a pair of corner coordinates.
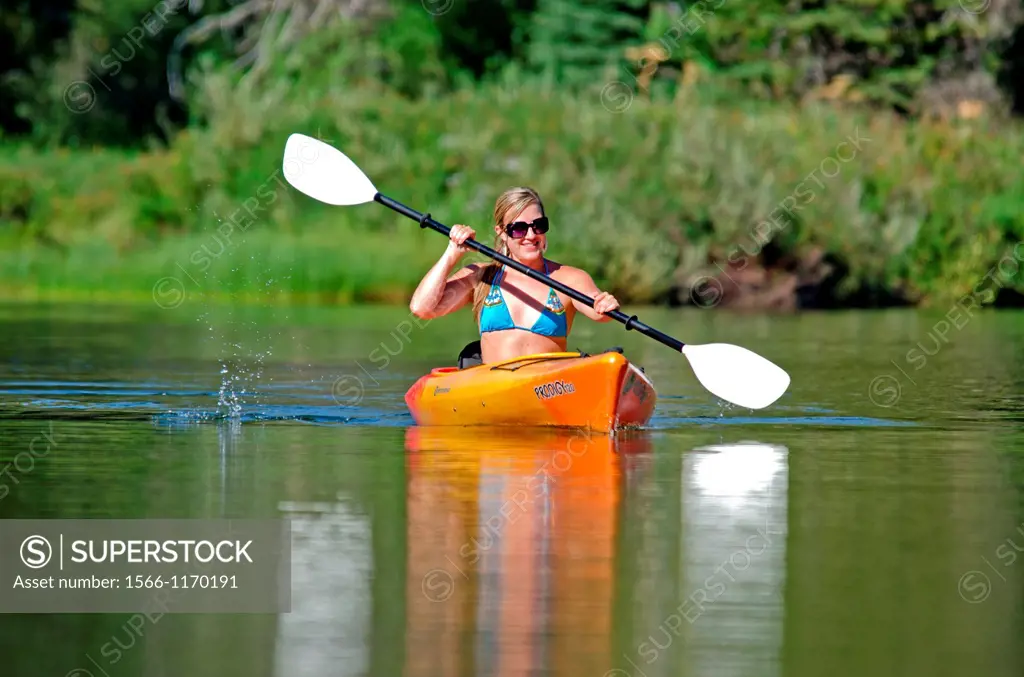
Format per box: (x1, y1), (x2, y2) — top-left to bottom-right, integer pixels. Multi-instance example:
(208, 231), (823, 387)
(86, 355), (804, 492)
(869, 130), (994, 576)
(504, 216), (550, 238)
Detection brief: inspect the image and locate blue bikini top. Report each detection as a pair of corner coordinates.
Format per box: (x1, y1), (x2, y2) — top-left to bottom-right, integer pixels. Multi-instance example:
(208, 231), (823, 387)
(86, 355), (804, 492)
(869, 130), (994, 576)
(479, 262), (568, 338)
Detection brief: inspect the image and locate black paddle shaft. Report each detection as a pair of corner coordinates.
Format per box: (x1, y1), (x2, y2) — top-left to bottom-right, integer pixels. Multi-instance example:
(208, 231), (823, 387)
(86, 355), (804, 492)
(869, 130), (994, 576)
(374, 192), (686, 352)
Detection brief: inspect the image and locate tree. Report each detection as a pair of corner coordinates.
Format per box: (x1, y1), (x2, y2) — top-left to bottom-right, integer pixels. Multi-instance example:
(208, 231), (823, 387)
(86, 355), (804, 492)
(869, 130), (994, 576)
(526, 0), (648, 86)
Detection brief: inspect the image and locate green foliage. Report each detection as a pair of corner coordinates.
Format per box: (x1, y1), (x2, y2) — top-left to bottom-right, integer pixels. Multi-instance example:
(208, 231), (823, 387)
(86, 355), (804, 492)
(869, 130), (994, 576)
(2, 1), (1024, 309)
(527, 0), (649, 84)
(4, 0), (1024, 148)
(636, 0), (1022, 113)
(8, 0), (200, 147)
(0, 0), (77, 136)
(1, 45), (1023, 307)
(430, 0), (538, 77)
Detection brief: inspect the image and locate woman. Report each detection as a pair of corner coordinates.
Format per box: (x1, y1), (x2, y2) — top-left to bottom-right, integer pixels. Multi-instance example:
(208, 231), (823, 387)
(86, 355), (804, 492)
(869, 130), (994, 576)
(409, 187), (621, 365)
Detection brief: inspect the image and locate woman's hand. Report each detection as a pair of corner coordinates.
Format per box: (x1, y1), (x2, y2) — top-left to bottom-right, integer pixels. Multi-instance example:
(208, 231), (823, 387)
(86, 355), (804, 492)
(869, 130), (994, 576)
(410, 224), (481, 319)
(593, 291), (620, 315)
(447, 224), (476, 258)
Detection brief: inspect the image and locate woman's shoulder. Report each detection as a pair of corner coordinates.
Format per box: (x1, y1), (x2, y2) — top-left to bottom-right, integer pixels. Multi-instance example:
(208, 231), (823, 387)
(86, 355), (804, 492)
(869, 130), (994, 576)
(546, 260), (592, 283)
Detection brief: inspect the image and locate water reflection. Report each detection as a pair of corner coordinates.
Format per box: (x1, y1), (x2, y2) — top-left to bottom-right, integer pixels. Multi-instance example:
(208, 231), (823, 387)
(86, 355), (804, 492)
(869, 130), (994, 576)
(403, 427), (649, 677)
(275, 498), (373, 677)
(608, 440), (788, 677)
(400, 427), (788, 677)
(5, 304), (1024, 677)
(680, 442), (787, 677)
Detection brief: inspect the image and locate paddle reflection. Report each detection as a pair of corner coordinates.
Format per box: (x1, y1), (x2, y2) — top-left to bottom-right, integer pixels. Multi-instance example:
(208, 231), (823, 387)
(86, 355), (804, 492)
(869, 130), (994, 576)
(403, 426), (650, 677)
(603, 440), (789, 677)
(680, 441), (788, 677)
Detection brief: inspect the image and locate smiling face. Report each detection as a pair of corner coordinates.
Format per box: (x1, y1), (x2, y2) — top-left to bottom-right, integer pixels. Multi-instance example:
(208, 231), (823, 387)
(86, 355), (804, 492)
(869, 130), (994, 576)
(498, 202), (547, 265)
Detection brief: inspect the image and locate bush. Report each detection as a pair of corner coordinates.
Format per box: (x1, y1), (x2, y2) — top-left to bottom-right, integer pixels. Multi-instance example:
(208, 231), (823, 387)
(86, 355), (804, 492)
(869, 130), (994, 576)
(632, 0), (1023, 116)
(1, 14), (1022, 307)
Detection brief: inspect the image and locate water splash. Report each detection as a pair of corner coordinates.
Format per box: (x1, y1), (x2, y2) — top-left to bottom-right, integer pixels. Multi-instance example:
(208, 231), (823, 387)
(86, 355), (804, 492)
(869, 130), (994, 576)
(216, 346), (272, 419)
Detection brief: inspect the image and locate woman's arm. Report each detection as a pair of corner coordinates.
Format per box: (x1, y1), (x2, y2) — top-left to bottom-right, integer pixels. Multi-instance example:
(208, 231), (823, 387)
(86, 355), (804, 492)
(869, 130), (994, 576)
(409, 225), (481, 319)
(563, 268), (620, 322)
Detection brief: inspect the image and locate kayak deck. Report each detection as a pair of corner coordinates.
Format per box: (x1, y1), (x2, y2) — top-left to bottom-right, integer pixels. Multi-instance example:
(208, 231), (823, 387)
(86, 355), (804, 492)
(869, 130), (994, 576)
(404, 350), (656, 432)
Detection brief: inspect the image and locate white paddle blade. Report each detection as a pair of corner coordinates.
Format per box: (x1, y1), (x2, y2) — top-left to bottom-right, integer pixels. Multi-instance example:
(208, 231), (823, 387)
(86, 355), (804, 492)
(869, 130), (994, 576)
(682, 343), (790, 409)
(281, 133), (377, 206)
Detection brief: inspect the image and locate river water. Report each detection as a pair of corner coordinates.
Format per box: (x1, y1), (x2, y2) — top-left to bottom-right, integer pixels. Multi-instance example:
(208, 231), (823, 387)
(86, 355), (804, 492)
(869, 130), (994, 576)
(1, 300), (1022, 677)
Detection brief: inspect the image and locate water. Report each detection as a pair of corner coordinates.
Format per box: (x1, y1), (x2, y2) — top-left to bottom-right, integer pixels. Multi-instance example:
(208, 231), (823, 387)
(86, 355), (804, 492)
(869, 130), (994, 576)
(1, 300), (1023, 677)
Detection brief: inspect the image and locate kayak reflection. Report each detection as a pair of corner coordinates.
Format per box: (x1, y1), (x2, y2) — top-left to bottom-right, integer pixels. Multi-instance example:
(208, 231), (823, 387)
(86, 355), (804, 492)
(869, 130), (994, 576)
(403, 426), (650, 677)
(402, 430), (788, 677)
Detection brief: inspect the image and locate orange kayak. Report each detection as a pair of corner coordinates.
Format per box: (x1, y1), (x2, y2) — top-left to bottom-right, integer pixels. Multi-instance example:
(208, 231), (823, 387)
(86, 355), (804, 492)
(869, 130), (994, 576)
(404, 350), (656, 432)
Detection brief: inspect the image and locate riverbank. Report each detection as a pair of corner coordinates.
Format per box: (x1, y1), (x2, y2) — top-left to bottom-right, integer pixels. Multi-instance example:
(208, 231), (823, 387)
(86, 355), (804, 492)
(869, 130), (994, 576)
(3, 78), (1023, 310)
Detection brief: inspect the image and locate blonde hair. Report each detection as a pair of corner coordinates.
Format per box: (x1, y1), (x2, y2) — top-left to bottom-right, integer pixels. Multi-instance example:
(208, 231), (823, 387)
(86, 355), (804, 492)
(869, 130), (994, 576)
(471, 187), (545, 321)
